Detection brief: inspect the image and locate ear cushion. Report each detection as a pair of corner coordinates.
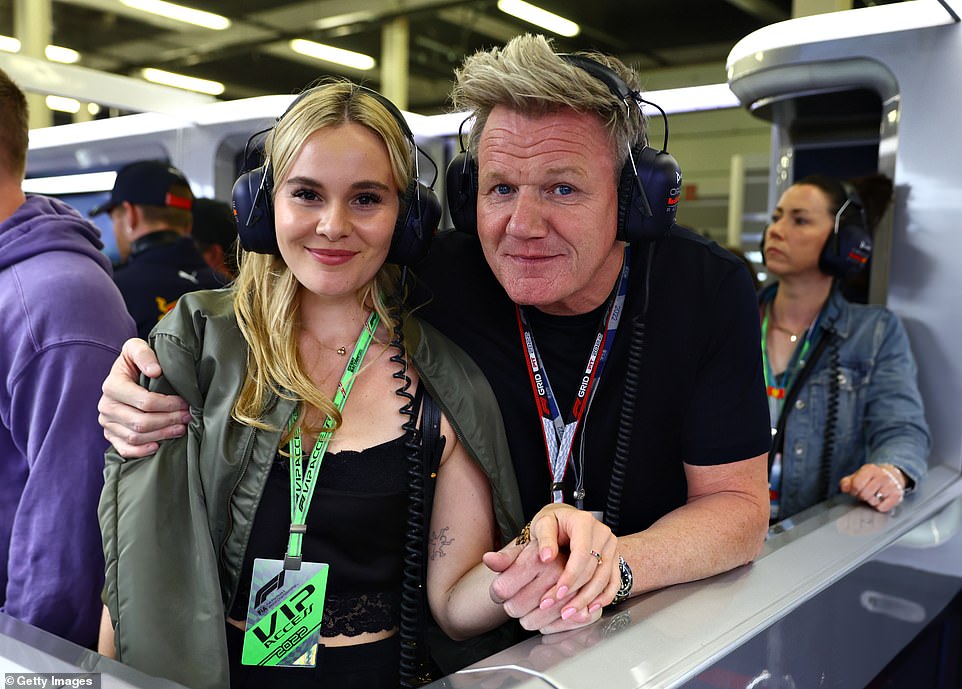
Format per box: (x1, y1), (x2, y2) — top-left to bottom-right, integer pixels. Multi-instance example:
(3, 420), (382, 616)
(618, 144), (682, 243)
(445, 150), (478, 234)
(445, 144), (682, 244)
(232, 166), (279, 255)
(233, 163), (440, 265)
(819, 216), (872, 277)
(388, 178), (442, 265)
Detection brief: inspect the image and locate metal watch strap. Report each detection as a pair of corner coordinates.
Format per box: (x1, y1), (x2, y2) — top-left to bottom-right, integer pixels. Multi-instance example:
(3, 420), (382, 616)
(611, 555), (633, 605)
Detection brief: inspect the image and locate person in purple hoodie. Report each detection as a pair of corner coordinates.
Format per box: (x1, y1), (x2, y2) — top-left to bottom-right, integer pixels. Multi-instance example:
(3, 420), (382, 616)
(0, 67), (135, 647)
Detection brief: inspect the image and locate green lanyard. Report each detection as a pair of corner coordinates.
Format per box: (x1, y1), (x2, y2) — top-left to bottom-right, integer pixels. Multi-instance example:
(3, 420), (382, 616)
(285, 310), (381, 570)
(760, 302), (819, 426)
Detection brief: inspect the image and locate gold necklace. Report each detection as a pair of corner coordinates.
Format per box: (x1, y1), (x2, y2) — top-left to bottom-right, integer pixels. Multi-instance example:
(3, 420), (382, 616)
(770, 322), (800, 343)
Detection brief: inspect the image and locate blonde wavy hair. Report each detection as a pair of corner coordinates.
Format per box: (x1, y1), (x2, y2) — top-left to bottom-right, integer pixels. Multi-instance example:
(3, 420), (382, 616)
(231, 81), (412, 435)
(451, 33), (647, 183)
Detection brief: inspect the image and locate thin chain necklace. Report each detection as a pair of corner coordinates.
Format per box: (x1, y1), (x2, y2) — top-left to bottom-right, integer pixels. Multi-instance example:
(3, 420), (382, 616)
(770, 320), (800, 343)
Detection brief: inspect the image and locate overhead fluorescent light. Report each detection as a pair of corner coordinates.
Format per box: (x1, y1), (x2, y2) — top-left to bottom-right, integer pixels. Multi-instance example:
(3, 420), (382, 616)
(0, 35), (21, 52)
(45, 45), (80, 64)
(23, 171), (117, 195)
(643, 83), (741, 114)
(45, 95), (81, 113)
(497, 0), (580, 37)
(120, 0), (230, 30)
(289, 39), (376, 71)
(141, 67), (225, 95)
(312, 11), (376, 31)
(1, 37), (80, 63)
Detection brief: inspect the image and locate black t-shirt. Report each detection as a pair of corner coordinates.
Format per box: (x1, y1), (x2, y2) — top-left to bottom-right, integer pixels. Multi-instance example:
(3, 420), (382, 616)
(229, 436), (409, 636)
(411, 227), (770, 536)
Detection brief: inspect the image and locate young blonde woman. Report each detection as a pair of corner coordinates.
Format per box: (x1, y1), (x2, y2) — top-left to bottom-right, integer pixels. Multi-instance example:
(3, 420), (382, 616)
(98, 82), (610, 689)
(760, 173), (929, 523)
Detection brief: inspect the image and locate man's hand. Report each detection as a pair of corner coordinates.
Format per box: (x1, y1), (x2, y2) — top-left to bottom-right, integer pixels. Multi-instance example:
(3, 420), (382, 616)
(483, 505), (619, 634)
(98, 338), (190, 457)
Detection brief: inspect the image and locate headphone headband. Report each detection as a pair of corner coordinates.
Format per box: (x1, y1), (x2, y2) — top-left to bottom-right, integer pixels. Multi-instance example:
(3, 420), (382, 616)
(818, 179), (871, 277)
(445, 54), (682, 243)
(558, 54), (635, 102)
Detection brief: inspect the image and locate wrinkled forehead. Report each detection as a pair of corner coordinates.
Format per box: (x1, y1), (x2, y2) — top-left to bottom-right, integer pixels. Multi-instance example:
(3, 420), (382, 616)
(477, 106), (618, 171)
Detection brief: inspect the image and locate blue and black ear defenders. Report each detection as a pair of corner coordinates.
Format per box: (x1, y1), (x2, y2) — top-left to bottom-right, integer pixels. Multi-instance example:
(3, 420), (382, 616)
(444, 54), (683, 243)
(232, 85), (443, 265)
(761, 180), (872, 278)
(818, 181), (872, 278)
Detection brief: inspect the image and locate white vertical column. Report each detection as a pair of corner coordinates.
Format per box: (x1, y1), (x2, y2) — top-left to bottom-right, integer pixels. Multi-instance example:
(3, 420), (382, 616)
(380, 17), (409, 110)
(14, 0), (53, 128)
(791, 0), (853, 17)
(74, 105), (94, 123)
(727, 153), (746, 248)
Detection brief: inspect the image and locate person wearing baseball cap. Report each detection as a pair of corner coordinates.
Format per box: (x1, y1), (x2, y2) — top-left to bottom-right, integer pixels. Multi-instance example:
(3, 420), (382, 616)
(191, 197), (238, 281)
(92, 160), (223, 339)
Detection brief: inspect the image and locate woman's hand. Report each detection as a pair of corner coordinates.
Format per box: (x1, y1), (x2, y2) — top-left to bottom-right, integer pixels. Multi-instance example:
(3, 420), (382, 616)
(484, 504), (620, 633)
(839, 463), (907, 513)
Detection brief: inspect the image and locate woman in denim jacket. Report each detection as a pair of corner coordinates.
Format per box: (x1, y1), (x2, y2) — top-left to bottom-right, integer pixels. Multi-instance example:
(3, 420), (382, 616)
(760, 173), (930, 523)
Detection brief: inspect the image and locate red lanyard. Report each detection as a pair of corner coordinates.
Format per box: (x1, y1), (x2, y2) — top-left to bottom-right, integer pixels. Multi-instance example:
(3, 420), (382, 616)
(516, 246), (630, 504)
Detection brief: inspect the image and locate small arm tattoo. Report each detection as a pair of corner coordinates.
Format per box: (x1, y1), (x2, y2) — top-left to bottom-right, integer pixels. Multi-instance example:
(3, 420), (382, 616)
(430, 526), (455, 560)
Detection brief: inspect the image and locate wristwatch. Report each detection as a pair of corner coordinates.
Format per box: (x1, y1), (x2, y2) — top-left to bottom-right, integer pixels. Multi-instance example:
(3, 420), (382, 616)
(611, 556), (633, 605)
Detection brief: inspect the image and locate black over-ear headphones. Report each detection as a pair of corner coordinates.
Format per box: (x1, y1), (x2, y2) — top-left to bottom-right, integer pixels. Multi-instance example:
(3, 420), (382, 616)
(445, 54), (682, 243)
(232, 85), (442, 265)
(818, 180), (872, 278)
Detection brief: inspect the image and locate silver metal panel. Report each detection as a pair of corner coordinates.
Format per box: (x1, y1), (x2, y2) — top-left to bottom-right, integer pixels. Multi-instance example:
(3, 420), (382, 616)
(425, 468), (962, 689)
(0, 612), (188, 688)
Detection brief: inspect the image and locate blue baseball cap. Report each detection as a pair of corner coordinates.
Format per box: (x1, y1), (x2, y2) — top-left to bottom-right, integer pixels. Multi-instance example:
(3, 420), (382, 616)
(90, 160), (194, 216)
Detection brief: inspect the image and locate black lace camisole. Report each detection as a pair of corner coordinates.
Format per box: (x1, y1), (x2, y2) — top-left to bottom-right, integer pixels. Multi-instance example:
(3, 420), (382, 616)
(229, 435), (410, 637)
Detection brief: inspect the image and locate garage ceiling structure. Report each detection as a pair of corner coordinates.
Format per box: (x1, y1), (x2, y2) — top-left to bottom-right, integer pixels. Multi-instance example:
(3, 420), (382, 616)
(1, 0), (908, 114)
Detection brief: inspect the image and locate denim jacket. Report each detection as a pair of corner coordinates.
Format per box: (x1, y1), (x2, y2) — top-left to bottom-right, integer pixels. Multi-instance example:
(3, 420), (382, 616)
(761, 285), (930, 520)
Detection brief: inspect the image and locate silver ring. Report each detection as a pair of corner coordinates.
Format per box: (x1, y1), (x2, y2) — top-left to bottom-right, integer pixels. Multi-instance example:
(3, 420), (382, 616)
(875, 490), (885, 501)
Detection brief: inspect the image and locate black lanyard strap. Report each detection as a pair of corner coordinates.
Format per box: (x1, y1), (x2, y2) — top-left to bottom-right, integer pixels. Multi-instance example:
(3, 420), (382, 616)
(770, 327), (835, 464)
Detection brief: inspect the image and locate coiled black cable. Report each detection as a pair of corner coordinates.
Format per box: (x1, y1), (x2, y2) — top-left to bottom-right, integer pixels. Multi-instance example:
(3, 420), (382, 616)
(604, 242), (653, 534)
(604, 316), (644, 534)
(817, 336), (841, 500)
(387, 314), (430, 688)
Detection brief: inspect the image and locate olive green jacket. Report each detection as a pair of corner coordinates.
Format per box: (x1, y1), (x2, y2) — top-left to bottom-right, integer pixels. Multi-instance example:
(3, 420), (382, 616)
(99, 288), (523, 689)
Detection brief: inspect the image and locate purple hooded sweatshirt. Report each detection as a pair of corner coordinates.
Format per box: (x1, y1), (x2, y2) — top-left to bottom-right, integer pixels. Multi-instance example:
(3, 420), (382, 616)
(0, 195), (135, 647)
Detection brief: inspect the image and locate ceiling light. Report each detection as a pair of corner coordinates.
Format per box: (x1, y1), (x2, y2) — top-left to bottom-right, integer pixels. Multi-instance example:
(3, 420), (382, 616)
(497, 0), (580, 37)
(312, 11), (375, 31)
(45, 45), (80, 64)
(23, 171), (117, 195)
(643, 83), (741, 114)
(141, 68), (225, 95)
(1, 36), (79, 63)
(289, 39), (376, 71)
(120, 0), (230, 30)
(87, 103), (102, 116)
(0, 35), (21, 53)
(45, 95), (81, 114)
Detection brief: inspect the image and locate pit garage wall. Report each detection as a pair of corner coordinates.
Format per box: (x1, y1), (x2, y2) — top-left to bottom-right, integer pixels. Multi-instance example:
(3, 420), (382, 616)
(728, 11), (962, 474)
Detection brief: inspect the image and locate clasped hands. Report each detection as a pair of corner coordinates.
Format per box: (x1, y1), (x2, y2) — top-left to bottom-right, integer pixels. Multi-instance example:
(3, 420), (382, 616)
(482, 503), (621, 634)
